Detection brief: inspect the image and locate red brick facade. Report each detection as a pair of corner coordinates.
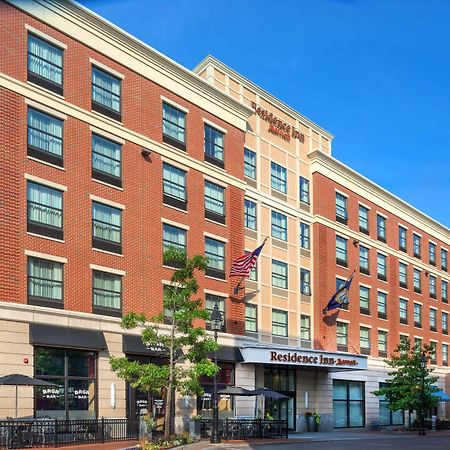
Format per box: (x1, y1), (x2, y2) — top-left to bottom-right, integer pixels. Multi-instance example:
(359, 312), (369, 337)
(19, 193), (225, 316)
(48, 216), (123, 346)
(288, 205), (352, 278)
(313, 171), (449, 365)
(0, 2), (246, 334)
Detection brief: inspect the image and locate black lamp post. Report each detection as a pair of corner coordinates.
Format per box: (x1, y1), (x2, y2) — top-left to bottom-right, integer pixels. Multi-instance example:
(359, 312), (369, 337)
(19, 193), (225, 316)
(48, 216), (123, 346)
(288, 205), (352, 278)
(418, 352), (427, 436)
(210, 303), (222, 444)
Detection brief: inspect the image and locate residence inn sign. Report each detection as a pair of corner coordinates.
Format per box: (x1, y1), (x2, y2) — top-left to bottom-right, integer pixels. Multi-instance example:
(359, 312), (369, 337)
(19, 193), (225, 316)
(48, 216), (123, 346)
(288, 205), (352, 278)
(240, 346), (368, 370)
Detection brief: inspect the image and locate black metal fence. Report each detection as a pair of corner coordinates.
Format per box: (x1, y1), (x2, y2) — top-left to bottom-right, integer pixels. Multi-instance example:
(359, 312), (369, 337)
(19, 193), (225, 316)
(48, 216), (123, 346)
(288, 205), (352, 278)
(200, 418), (288, 440)
(0, 418), (138, 449)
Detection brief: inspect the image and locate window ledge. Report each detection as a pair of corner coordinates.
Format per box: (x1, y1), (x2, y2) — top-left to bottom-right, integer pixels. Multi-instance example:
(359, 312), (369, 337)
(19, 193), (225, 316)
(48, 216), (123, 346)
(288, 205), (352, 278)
(27, 232), (65, 244)
(92, 247), (124, 257)
(92, 178), (124, 191)
(27, 80), (65, 100)
(205, 274), (227, 283)
(27, 156), (65, 171)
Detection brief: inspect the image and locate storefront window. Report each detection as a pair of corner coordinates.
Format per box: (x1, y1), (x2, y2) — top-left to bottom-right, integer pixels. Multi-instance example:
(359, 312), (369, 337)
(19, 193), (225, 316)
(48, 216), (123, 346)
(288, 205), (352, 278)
(378, 383), (404, 426)
(34, 347), (97, 419)
(333, 380), (365, 428)
(197, 363), (235, 419)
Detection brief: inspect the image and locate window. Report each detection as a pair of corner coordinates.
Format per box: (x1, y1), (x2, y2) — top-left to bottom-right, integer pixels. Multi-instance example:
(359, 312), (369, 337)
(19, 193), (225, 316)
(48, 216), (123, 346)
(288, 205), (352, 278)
(336, 236), (348, 267)
(399, 226), (407, 251)
(399, 262), (408, 288)
(205, 294), (225, 332)
(300, 222), (310, 250)
(272, 260), (288, 289)
(429, 274), (437, 299)
(245, 304), (257, 333)
(271, 211), (287, 241)
(244, 199), (257, 230)
(360, 286), (370, 315)
(378, 330), (387, 357)
(34, 347), (97, 420)
(204, 181), (225, 224)
(414, 337), (422, 350)
(163, 224), (186, 267)
(244, 148), (256, 179)
(430, 308), (437, 332)
(442, 312), (448, 335)
(377, 215), (386, 242)
(359, 205), (369, 233)
(300, 177), (310, 204)
(333, 380), (365, 428)
(92, 134), (121, 187)
(359, 245), (370, 275)
(413, 233), (421, 258)
(163, 285), (175, 324)
(360, 327), (370, 355)
(378, 383), (404, 426)
(27, 181), (63, 240)
(28, 257), (63, 308)
(430, 342), (437, 364)
(336, 322), (348, 351)
(399, 298), (408, 324)
(378, 292), (387, 319)
(301, 268), (311, 296)
(92, 270), (122, 316)
(414, 303), (422, 328)
(163, 163), (187, 210)
(377, 253), (387, 281)
(442, 249), (448, 271)
(27, 107), (63, 166)
(442, 280), (448, 303)
(443, 344), (448, 366)
(247, 252), (257, 282)
(272, 309), (288, 337)
(27, 34), (63, 95)
(205, 237), (225, 279)
(92, 66), (121, 121)
(413, 268), (421, 293)
(300, 315), (311, 342)
(92, 202), (122, 254)
(271, 162), (287, 193)
(204, 124), (224, 168)
(335, 193), (348, 224)
(429, 242), (436, 265)
(162, 102), (186, 150)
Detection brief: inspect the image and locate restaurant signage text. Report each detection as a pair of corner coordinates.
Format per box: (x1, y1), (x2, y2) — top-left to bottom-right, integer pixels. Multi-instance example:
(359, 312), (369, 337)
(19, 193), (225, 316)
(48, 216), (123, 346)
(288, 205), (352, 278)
(251, 101), (305, 143)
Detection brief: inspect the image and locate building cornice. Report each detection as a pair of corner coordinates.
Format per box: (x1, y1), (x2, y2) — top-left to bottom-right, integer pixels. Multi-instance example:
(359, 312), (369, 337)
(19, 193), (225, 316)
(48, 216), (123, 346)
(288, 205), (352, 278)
(7, 0), (253, 131)
(193, 55), (334, 141)
(309, 149), (450, 244)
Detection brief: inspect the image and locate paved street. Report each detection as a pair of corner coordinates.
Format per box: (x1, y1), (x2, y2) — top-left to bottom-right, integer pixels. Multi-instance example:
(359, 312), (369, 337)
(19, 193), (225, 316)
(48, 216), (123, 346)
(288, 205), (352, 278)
(209, 435), (450, 450)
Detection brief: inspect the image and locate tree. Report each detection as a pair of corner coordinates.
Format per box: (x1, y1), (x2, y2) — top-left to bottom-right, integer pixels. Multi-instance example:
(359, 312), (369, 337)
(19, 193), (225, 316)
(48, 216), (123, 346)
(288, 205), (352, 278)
(373, 339), (438, 424)
(110, 247), (220, 438)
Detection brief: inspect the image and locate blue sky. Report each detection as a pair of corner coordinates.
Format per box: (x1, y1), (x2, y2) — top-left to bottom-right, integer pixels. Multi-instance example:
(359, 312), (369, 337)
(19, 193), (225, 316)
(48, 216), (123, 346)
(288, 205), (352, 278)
(80, 0), (450, 227)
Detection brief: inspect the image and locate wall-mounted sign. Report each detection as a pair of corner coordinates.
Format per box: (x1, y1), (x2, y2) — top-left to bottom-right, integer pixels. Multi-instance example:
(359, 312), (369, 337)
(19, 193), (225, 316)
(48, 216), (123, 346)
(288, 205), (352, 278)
(251, 102), (305, 143)
(240, 346), (367, 370)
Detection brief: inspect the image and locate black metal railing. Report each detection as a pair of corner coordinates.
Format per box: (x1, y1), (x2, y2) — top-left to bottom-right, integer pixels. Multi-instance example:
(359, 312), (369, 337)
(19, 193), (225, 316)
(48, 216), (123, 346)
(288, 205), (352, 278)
(0, 418), (138, 449)
(200, 418), (288, 440)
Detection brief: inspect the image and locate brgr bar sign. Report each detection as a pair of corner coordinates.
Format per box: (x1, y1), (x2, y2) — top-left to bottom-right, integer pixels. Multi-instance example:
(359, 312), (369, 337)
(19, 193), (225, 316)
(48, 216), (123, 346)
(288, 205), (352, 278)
(251, 102), (305, 143)
(240, 346), (368, 370)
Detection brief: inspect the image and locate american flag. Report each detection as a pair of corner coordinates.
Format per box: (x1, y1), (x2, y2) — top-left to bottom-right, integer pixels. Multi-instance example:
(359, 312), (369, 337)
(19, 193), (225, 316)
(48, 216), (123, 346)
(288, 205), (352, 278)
(230, 240), (266, 277)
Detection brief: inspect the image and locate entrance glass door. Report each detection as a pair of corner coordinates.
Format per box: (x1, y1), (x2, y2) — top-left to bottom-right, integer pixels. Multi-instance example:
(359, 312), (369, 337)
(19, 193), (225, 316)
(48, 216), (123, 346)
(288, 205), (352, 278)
(264, 366), (296, 430)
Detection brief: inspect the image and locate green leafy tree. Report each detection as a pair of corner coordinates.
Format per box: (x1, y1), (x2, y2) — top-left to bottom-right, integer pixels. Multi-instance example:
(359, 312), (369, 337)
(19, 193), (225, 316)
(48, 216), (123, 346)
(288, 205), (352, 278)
(110, 247), (220, 438)
(373, 339), (438, 424)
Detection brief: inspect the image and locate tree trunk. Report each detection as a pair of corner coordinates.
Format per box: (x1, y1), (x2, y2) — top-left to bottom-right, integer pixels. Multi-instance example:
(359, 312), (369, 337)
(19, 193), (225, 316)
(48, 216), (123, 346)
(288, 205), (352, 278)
(164, 324), (176, 439)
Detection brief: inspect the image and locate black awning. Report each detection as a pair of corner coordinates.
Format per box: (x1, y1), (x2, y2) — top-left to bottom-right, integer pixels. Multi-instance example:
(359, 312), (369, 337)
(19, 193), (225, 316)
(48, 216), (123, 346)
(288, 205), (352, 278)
(29, 324), (107, 351)
(122, 334), (168, 356)
(209, 346), (243, 363)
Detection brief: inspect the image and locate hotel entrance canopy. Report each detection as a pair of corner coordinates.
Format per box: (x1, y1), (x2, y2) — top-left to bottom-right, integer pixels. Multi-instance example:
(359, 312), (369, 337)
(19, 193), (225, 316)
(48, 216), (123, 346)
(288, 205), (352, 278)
(240, 345), (367, 371)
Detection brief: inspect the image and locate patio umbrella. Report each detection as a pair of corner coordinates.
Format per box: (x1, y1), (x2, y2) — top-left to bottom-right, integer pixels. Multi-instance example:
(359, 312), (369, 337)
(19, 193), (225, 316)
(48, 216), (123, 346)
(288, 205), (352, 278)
(249, 388), (289, 419)
(250, 387), (289, 399)
(0, 374), (57, 418)
(432, 389), (450, 402)
(218, 386), (253, 396)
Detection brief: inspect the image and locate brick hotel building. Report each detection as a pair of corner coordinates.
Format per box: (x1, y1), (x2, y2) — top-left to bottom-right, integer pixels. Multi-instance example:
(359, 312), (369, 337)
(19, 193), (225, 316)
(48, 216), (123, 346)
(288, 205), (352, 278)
(0, 0), (448, 432)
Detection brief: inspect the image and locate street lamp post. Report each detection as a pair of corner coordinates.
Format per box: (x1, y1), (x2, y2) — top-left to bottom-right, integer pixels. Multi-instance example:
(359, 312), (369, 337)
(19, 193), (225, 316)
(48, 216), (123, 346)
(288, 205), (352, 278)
(418, 352), (427, 436)
(210, 303), (222, 444)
